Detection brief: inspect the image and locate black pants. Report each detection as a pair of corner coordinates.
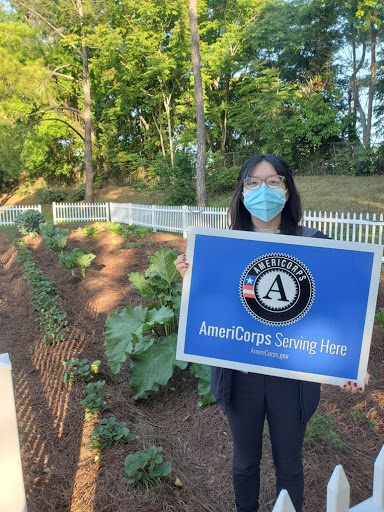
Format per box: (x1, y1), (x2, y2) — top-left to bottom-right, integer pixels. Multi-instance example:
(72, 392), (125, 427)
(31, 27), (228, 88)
(225, 372), (307, 512)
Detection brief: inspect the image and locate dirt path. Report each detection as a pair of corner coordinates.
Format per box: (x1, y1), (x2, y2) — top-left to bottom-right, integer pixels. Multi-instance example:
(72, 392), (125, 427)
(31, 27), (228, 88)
(0, 228), (383, 512)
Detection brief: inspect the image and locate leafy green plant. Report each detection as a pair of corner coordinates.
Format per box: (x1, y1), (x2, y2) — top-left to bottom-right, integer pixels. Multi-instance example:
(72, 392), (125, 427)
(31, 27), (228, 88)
(81, 224), (99, 237)
(36, 188), (65, 204)
(304, 411), (343, 451)
(62, 358), (101, 384)
(124, 446), (172, 487)
(104, 246), (214, 405)
(374, 308), (384, 327)
(14, 241), (67, 343)
(15, 209), (45, 237)
(59, 248), (96, 277)
(107, 222), (125, 236)
(80, 380), (106, 418)
(40, 222), (69, 252)
(122, 225), (149, 243)
(87, 416), (134, 450)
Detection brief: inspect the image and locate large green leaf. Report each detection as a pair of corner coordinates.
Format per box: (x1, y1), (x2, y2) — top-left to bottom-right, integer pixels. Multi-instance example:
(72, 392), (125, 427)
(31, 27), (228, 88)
(104, 305), (176, 374)
(129, 271), (155, 299)
(190, 363), (216, 407)
(104, 305), (148, 373)
(130, 333), (188, 399)
(146, 246), (179, 285)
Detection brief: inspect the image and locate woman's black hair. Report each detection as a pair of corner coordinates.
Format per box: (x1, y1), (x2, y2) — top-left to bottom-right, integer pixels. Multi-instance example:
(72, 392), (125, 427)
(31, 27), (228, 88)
(228, 154), (302, 235)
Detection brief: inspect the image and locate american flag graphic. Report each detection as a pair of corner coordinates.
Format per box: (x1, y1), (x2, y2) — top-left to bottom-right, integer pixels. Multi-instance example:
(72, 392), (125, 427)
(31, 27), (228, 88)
(242, 274), (256, 299)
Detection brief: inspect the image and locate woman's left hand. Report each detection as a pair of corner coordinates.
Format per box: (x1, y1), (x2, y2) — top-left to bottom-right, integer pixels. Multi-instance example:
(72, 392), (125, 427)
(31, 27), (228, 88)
(340, 372), (370, 394)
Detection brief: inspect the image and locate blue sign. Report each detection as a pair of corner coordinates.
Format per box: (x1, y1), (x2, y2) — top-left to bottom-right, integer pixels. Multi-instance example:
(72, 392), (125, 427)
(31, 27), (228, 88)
(176, 227), (383, 386)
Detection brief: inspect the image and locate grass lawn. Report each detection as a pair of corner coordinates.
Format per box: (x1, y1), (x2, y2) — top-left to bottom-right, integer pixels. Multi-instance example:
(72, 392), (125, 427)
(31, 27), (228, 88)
(1, 175), (383, 217)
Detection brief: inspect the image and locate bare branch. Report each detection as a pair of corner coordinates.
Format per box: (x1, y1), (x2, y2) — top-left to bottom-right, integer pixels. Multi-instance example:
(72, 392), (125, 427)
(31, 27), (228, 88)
(51, 71), (80, 83)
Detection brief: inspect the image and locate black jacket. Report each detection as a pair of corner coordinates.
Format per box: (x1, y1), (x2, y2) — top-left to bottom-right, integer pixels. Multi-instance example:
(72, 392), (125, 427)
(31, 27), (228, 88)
(210, 225), (329, 423)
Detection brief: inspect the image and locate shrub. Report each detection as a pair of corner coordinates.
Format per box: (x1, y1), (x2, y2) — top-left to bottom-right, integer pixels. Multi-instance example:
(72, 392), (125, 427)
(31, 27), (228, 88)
(69, 184), (86, 202)
(206, 165), (238, 194)
(36, 188), (65, 204)
(15, 209), (45, 237)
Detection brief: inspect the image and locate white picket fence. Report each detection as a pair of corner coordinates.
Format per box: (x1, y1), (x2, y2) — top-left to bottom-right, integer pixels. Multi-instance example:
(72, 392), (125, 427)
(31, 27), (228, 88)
(272, 445), (384, 512)
(0, 204), (42, 226)
(52, 201), (110, 224)
(2, 202), (383, 251)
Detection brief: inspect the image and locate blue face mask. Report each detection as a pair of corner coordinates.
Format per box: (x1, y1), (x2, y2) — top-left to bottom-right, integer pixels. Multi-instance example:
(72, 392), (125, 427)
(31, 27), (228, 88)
(243, 184), (287, 222)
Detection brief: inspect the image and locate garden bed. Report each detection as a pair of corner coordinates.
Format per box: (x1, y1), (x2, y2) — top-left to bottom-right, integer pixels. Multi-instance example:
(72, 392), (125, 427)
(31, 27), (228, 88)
(0, 224), (383, 512)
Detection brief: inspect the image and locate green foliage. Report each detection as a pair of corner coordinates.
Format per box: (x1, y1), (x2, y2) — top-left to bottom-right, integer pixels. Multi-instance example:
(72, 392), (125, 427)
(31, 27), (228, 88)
(68, 184), (86, 202)
(15, 241), (67, 343)
(304, 411), (343, 451)
(124, 446), (172, 487)
(15, 209), (44, 237)
(62, 358), (101, 384)
(129, 246), (181, 310)
(207, 164), (238, 194)
(374, 308), (384, 327)
(157, 153), (196, 206)
(81, 224), (100, 237)
(349, 407), (379, 431)
(59, 248), (96, 277)
(36, 188), (65, 204)
(190, 364), (216, 407)
(107, 222), (125, 236)
(87, 416), (134, 451)
(80, 380), (106, 418)
(40, 222), (69, 252)
(121, 225), (150, 244)
(104, 246), (214, 405)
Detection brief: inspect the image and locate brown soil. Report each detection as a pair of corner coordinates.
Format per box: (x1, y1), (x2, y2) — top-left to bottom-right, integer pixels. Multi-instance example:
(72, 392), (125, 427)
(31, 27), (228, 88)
(0, 226), (383, 512)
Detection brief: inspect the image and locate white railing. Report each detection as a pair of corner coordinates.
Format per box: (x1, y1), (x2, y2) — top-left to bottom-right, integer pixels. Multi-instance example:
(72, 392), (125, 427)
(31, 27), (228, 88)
(272, 445), (384, 511)
(0, 204), (42, 226)
(52, 201), (110, 224)
(109, 203), (384, 246)
(0, 353), (27, 512)
(110, 203), (228, 236)
(6, 202), (380, 251)
(302, 211), (384, 246)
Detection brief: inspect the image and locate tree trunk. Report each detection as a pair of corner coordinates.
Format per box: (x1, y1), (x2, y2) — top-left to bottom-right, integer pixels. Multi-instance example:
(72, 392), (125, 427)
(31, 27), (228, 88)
(76, 0), (94, 202)
(81, 45), (94, 202)
(163, 94), (174, 167)
(365, 22), (377, 149)
(189, 0), (207, 207)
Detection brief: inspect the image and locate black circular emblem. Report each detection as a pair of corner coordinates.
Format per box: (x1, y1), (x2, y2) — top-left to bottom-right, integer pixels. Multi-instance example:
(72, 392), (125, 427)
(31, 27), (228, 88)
(239, 253), (315, 326)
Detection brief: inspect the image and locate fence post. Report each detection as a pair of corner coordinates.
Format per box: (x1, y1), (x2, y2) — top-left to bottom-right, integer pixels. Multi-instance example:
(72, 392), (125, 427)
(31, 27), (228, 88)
(151, 204), (157, 232)
(272, 489), (296, 512)
(373, 445), (384, 508)
(327, 464), (350, 512)
(128, 203), (132, 226)
(0, 353), (27, 512)
(182, 205), (188, 238)
(52, 202), (57, 225)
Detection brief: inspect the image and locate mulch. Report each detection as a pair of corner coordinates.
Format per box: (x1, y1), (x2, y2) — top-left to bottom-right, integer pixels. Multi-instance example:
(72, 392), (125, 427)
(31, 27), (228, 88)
(0, 226), (383, 512)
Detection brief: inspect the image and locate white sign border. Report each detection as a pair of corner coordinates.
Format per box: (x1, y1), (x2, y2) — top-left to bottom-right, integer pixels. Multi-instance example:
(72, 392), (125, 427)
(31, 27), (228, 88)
(176, 226), (383, 387)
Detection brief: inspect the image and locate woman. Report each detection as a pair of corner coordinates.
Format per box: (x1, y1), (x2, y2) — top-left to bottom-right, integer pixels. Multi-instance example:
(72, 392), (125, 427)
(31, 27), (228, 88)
(174, 154), (368, 512)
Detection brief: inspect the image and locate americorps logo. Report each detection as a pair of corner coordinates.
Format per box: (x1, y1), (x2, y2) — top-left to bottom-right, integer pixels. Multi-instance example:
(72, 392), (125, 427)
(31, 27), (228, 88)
(239, 253), (315, 326)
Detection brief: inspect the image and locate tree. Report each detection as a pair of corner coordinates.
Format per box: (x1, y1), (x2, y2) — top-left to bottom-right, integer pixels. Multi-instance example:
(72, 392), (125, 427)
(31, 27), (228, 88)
(12, 0), (95, 201)
(189, 0), (207, 207)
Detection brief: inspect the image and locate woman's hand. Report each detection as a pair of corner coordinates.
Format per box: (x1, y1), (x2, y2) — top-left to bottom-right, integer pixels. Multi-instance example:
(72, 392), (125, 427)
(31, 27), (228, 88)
(340, 372), (370, 394)
(174, 253), (189, 277)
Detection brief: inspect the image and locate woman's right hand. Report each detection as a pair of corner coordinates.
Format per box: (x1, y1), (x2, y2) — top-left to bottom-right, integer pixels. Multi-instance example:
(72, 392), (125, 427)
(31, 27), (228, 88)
(174, 253), (189, 277)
